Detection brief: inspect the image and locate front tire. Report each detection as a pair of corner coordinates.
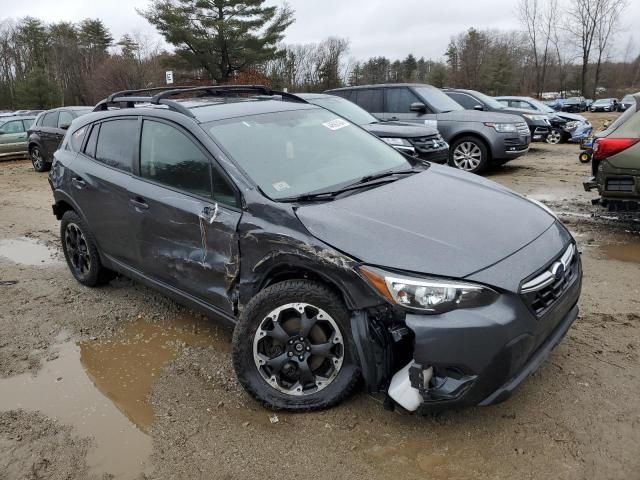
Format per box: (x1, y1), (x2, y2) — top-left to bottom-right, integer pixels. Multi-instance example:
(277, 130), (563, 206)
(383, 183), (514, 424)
(60, 211), (115, 287)
(232, 280), (360, 411)
(30, 145), (50, 172)
(449, 136), (489, 173)
(546, 129), (564, 145)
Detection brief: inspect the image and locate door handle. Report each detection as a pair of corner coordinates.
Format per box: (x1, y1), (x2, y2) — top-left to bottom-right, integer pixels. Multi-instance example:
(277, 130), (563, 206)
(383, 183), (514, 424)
(389, 116), (399, 121)
(129, 196), (149, 210)
(71, 177), (86, 189)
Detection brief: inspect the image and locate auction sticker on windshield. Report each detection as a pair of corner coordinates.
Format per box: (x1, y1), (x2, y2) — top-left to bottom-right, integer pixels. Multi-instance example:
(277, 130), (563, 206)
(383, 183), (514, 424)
(272, 181), (291, 192)
(323, 118), (350, 130)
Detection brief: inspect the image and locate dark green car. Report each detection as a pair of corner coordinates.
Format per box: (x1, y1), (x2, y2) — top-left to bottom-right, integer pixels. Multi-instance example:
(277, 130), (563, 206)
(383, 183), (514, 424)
(0, 116), (36, 160)
(584, 93), (639, 210)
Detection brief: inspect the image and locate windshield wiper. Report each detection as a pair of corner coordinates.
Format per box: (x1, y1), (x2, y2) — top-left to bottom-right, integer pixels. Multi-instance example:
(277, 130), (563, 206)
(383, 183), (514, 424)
(279, 169), (419, 203)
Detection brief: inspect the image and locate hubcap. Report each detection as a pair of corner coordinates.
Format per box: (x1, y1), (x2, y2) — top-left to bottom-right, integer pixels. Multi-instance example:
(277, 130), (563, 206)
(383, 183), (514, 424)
(65, 223), (91, 276)
(546, 130), (562, 144)
(452, 142), (482, 171)
(31, 148), (43, 169)
(253, 303), (344, 396)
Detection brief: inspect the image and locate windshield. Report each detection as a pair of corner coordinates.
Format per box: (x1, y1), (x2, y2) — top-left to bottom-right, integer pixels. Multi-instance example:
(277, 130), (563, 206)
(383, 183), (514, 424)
(523, 98), (555, 114)
(468, 91), (506, 110)
(413, 86), (463, 113)
(593, 99), (610, 104)
(307, 96), (377, 125)
(205, 107), (410, 200)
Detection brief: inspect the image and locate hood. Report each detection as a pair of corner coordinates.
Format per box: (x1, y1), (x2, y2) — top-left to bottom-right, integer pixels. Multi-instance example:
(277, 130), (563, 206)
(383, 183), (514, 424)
(363, 121), (439, 138)
(555, 112), (587, 123)
(296, 164), (555, 279)
(436, 109), (523, 124)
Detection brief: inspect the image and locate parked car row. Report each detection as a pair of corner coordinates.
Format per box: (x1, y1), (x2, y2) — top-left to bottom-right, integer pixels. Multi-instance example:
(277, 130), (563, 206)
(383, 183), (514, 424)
(47, 84), (583, 414)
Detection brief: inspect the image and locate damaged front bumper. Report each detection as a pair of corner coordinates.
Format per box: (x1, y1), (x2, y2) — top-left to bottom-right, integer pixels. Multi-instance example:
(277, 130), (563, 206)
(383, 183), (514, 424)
(390, 266), (581, 411)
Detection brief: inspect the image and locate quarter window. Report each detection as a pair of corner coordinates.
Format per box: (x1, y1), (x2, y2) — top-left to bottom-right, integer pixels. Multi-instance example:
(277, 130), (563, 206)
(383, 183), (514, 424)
(42, 112), (59, 128)
(22, 119), (34, 130)
(385, 88), (421, 113)
(95, 119), (137, 172)
(58, 111), (74, 128)
(140, 120), (214, 199)
(70, 125), (88, 152)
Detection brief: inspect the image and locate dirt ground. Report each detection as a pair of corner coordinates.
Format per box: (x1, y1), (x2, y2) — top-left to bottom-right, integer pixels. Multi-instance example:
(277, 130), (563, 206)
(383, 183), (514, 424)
(1, 112), (639, 480)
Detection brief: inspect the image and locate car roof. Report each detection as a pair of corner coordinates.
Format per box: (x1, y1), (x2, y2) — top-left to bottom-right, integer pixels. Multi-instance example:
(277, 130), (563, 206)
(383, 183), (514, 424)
(327, 83), (438, 91)
(293, 93), (333, 100)
(0, 115), (35, 121)
(78, 97), (319, 125)
(495, 96), (535, 100)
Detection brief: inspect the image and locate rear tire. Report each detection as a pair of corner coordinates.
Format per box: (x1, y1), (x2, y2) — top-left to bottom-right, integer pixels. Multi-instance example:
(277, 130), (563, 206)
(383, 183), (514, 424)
(232, 280), (360, 411)
(449, 136), (489, 173)
(29, 145), (50, 172)
(60, 211), (115, 287)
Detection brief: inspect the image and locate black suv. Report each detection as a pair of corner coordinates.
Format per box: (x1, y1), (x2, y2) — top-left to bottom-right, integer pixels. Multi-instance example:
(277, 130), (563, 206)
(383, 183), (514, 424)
(444, 88), (551, 142)
(27, 106), (93, 171)
(50, 86), (581, 413)
(327, 83), (531, 173)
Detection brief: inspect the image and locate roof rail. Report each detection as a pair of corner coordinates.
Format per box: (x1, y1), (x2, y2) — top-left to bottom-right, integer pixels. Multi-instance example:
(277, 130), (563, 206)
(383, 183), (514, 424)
(92, 84), (307, 118)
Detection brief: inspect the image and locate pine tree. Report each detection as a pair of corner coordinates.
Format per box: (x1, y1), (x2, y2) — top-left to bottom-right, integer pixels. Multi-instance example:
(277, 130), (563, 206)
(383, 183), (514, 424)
(140, 0), (294, 83)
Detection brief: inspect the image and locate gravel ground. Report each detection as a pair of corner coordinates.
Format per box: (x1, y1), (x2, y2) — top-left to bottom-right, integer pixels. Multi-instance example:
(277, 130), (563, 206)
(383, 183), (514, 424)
(0, 117), (638, 479)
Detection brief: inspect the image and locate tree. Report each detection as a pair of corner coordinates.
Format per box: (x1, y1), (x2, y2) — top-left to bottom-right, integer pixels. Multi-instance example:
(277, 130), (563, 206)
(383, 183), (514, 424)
(140, 0), (294, 83)
(15, 68), (60, 108)
(592, 0), (627, 97)
(518, 0), (556, 97)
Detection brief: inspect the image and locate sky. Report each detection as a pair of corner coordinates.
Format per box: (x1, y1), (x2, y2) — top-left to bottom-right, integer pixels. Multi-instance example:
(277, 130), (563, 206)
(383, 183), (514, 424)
(2, 0), (638, 62)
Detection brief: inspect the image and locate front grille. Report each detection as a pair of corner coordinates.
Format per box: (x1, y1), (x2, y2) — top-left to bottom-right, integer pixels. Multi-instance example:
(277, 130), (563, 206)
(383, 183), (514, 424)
(409, 134), (447, 153)
(605, 177), (634, 193)
(521, 244), (579, 317)
(516, 122), (530, 136)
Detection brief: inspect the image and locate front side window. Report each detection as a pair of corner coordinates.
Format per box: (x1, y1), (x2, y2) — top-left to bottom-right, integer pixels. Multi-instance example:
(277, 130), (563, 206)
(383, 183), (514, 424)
(1, 120), (24, 134)
(140, 120), (216, 200)
(205, 107), (410, 200)
(386, 88), (422, 113)
(95, 119), (137, 172)
(42, 112), (59, 128)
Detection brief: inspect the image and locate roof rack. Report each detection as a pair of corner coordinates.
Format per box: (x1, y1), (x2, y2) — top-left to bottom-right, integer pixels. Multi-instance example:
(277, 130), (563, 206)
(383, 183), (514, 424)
(92, 85), (307, 119)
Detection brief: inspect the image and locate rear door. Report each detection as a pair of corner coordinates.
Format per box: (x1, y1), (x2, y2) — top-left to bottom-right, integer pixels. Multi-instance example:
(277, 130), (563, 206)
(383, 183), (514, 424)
(70, 118), (138, 266)
(0, 119), (27, 155)
(127, 118), (241, 315)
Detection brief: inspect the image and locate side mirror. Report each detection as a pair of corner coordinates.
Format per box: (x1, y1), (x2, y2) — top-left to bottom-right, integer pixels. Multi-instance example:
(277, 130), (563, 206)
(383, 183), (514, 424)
(60, 123), (71, 130)
(409, 102), (427, 113)
(473, 105), (484, 111)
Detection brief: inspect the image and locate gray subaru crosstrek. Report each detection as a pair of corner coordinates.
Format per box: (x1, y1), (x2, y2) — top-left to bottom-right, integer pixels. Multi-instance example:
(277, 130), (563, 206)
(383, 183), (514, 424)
(49, 85), (581, 413)
(327, 83), (531, 173)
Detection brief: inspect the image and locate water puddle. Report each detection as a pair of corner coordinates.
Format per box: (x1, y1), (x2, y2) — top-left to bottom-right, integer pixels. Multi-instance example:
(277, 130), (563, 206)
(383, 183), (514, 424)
(602, 242), (640, 264)
(0, 237), (61, 266)
(0, 313), (230, 479)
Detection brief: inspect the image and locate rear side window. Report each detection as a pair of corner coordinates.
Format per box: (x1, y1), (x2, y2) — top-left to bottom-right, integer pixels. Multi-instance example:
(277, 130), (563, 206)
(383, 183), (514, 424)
(140, 120), (215, 199)
(22, 119), (34, 130)
(385, 88), (421, 113)
(70, 125), (88, 152)
(58, 111), (74, 128)
(42, 112), (58, 128)
(84, 124), (99, 157)
(95, 119), (137, 172)
(355, 89), (383, 112)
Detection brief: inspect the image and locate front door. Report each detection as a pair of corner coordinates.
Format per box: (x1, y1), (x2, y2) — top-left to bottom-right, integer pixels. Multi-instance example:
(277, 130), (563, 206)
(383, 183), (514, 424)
(0, 119), (27, 156)
(384, 87), (439, 127)
(128, 118), (241, 315)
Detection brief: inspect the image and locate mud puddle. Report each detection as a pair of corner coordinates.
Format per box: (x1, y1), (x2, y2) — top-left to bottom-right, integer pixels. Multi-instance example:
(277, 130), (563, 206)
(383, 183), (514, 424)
(602, 242), (640, 264)
(0, 237), (61, 266)
(0, 313), (230, 479)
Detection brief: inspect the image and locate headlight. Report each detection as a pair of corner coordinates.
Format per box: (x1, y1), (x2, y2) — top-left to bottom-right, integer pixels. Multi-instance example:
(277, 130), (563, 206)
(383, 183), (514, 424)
(359, 266), (499, 314)
(527, 197), (557, 218)
(484, 122), (517, 133)
(523, 114), (547, 121)
(381, 137), (411, 147)
(565, 121), (578, 130)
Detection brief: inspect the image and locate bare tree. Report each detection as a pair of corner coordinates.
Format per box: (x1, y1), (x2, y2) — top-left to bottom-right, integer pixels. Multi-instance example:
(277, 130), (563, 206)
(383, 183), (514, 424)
(592, 0), (627, 97)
